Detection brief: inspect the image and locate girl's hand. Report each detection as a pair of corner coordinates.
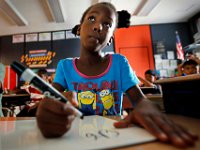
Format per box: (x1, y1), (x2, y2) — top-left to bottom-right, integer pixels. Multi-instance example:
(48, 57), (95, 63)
(114, 100), (198, 148)
(36, 98), (76, 138)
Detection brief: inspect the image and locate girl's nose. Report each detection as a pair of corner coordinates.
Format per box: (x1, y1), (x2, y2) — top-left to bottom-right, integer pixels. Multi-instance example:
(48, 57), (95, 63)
(93, 23), (103, 33)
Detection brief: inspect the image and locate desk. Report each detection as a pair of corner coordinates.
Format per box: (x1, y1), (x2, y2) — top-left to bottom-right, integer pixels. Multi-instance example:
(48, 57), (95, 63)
(0, 115), (199, 150)
(2, 94), (30, 116)
(140, 86), (161, 94)
(155, 74), (200, 118)
(2, 94), (30, 107)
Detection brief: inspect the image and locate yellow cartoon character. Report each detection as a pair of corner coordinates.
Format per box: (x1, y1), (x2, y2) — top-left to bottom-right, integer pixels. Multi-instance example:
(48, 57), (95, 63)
(78, 91), (96, 115)
(99, 89), (116, 116)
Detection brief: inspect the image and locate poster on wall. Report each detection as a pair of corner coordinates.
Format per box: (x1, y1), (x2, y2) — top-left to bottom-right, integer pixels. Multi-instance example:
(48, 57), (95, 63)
(53, 31), (65, 40)
(20, 49), (56, 68)
(39, 32), (51, 41)
(26, 33), (38, 42)
(12, 34), (24, 43)
(167, 51), (175, 59)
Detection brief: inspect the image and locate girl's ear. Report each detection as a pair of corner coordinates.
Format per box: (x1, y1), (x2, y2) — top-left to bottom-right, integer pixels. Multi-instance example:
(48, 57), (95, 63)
(77, 25), (81, 36)
(107, 36), (113, 46)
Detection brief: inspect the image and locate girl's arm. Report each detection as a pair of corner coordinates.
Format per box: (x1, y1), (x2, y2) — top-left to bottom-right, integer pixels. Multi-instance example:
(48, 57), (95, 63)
(124, 84), (146, 106)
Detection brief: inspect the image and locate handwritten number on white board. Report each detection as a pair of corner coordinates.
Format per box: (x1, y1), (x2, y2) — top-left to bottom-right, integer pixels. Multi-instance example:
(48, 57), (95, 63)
(85, 129), (119, 140)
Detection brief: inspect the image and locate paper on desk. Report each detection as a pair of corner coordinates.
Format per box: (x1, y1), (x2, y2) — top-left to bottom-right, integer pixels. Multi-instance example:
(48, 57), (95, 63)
(0, 116), (156, 150)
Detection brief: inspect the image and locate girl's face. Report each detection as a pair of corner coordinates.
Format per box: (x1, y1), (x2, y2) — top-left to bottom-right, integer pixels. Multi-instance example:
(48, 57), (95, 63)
(79, 4), (117, 52)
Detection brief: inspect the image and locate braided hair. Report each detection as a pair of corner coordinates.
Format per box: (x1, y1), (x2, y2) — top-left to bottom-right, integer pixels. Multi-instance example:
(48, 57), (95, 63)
(117, 10), (130, 28)
(72, 2), (131, 36)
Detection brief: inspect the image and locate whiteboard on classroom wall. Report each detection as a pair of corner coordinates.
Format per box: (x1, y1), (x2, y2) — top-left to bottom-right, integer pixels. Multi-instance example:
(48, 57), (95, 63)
(0, 116), (156, 150)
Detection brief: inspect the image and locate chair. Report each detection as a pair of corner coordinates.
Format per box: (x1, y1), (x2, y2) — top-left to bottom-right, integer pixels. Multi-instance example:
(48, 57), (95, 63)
(2, 93), (31, 117)
(2, 107), (13, 117)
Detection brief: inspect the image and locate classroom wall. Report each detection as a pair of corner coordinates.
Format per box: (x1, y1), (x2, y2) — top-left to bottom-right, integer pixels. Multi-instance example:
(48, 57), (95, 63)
(188, 11), (200, 37)
(0, 23), (192, 89)
(150, 23), (192, 56)
(0, 36), (24, 65)
(0, 36), (80, 68)
(0, 34), (114, 68)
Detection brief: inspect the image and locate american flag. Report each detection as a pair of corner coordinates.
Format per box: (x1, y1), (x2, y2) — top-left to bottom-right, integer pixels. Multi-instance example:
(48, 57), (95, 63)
(176, 31), (184, 60)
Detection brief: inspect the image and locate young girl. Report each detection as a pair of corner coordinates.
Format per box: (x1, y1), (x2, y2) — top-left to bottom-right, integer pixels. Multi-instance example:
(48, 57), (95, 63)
(36, 2), (198, 147)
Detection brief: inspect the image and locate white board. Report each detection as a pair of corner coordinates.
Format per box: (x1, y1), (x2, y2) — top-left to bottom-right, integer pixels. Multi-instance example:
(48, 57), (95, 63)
(0, 116), (156, 150)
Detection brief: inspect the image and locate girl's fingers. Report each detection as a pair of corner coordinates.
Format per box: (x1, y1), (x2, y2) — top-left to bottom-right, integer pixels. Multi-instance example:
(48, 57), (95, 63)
(37, 108), (75, 126)
(36, 99), (76, 138)
(114, 113), (168, 142)
(164, 117), (198, 146)
(113, 115), (132, 128)
(113, 120), (130, 128)
(151, 116), (198, 148)
(114, 111), (198, 148)
(135, 115), (168, 142)
(37, 117), (74, 138)
(38, 98), (75, 116)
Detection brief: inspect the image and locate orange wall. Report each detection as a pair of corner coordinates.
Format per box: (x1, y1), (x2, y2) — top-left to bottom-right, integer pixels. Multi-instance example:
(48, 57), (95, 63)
(114, 25), (155, 78)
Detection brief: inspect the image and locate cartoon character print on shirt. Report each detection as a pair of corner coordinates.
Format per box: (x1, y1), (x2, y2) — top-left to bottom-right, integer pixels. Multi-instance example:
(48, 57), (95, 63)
(99, 89), (117, 116)
(78, 91), (96, 115)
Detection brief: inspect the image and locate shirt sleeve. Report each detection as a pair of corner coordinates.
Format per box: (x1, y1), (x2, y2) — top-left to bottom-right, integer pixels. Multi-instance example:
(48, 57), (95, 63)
(119, 55), (139, 92)
(53, 60), (68, 89)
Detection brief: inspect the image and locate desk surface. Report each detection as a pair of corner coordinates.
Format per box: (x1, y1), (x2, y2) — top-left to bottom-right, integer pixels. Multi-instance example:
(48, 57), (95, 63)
(0, 115), (199, 150)
(155, 74), (200, 84)
(2, 94), (30, 107)
(145, 94), (163, 100)
(2, 94), (30, 97)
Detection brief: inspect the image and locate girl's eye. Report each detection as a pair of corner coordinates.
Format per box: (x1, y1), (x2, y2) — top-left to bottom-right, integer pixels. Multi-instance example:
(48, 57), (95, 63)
(88, 16), (95, 22)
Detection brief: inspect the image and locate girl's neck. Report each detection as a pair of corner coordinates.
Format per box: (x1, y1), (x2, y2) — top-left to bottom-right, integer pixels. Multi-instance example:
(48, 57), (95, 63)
(75, 53), (111, 77)
(79, 50), (105, 66)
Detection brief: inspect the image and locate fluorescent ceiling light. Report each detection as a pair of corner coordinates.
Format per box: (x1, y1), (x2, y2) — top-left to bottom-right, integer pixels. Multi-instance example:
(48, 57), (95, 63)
(46, 0), (65, 23)
(133, 0), (160, 16)
(0, 0), (28, 26)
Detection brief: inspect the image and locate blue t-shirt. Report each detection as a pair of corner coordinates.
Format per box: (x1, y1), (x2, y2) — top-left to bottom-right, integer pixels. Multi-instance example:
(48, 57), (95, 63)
(54, 54), (139, 116)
